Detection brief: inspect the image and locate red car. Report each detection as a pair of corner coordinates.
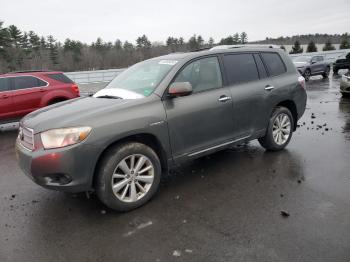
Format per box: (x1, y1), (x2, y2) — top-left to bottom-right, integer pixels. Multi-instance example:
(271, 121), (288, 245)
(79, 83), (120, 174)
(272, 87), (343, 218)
(0, 70), (80, 123)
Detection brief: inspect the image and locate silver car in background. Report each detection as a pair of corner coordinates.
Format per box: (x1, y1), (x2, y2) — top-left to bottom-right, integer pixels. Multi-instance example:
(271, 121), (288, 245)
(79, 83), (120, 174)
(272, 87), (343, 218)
(293, 55), (331, 81)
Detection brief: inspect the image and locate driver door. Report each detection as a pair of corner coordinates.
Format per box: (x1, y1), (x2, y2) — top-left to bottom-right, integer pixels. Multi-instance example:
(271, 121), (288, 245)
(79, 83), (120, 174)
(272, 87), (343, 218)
(163, 56), (235, 162)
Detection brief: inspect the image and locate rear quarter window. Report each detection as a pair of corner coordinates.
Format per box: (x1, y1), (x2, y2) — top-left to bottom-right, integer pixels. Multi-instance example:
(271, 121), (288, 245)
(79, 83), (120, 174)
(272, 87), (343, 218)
(261, 52), (287, 77)
(46, 73), (74, 84)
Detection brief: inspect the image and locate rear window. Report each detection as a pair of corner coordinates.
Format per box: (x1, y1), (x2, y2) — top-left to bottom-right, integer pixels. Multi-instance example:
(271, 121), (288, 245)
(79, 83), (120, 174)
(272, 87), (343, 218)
(13, 76), (47, 90)
(0, 78), (10, 92)
(261, 52), (287, 76)
(223, 53), (259, 85)
(46, 73), (74, 84)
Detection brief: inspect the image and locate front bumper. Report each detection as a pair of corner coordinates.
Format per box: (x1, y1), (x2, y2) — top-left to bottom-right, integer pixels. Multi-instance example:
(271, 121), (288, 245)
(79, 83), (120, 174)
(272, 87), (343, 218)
(16, 138), (98, 193)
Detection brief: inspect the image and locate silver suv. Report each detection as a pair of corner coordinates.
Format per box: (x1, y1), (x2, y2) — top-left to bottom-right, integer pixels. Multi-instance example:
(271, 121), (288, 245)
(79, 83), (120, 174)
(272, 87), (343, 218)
(16, 47), (307, 211)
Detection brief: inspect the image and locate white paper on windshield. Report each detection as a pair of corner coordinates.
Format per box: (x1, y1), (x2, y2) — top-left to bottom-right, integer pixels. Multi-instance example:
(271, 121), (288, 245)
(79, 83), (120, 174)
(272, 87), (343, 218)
(158, 60), (178, 65)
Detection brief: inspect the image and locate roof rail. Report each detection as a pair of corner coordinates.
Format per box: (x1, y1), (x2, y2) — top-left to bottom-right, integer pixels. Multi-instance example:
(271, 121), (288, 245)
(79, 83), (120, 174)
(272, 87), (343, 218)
(8, 70), (53, 74)
(210, 44), (281, 50)
(192, 47), (212, 52)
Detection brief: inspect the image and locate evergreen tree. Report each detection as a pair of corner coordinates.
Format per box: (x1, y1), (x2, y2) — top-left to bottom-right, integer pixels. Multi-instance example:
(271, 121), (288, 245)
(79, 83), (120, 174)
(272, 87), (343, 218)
(306, 41), (317, 53)
(8, 25), (22, 47)
(233, 33), (240, 44)
(188, 34), (199, 50)
(208, 37), (215, 47)
(322, 39), (335, 51)
(114, 39), (122, 50)
(240, 32), (248, 44)
(197, 35), (204, 47)
(0, 21), (10, 58)
(28, 31), (40, 51)
(47, 35), (58, 65)
(340, 36), (350, 49)
(289, 40), (303, 54)
(136, 35), (151, 49)
(219, 36), (234, 45)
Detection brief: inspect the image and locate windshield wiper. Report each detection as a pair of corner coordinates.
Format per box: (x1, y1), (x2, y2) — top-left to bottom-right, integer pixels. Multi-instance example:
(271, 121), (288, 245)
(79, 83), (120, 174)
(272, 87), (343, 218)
(95, 95), (122, 99)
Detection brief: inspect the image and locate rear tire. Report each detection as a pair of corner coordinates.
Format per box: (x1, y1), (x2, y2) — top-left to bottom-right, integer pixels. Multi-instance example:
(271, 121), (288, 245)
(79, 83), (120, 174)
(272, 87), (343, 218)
(96, 142), (161, 212)
(258, 107), (294, 151)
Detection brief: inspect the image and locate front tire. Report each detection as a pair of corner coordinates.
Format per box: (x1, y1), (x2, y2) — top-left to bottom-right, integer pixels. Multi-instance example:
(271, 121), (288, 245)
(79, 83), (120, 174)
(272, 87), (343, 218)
(322, 67), (330, 78)
(96, 142), (161, 212)
(303, 69), (311, 81)
(258, 107), (294, 151)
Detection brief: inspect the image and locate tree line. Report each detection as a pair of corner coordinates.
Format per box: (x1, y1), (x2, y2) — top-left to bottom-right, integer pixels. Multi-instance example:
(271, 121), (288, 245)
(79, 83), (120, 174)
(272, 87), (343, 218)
(0, 21), (250, 73)
(253, 33), (350, 45)
(287, 36), (350, 54)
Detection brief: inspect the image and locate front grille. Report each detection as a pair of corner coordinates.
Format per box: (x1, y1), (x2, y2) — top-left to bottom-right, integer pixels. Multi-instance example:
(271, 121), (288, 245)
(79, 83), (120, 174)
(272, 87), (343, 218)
(19, 126), (34, 151)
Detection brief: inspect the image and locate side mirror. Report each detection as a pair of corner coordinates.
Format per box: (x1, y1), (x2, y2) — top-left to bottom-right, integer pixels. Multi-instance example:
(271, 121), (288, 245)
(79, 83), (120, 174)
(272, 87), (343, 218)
(311, 60), (316, 64)
(168, 82), (193, 97)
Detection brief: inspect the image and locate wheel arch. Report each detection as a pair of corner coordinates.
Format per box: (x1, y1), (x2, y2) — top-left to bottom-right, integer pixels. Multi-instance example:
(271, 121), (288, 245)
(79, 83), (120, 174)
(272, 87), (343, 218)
(47, 96), (68, 105)
(275, 100), (298, 131)
(92, 133), (169, 189)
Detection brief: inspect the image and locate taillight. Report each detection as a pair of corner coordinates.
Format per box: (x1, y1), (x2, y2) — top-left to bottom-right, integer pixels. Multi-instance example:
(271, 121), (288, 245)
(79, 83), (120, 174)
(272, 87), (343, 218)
(71, 84), (80, 95)
(298, 76), (306, 89)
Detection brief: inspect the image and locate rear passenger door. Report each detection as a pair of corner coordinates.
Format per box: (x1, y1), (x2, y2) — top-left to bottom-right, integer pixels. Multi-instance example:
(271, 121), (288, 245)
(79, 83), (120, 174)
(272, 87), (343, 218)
(10, 76), (48, 116)
(222, 53), (274, 139)
(0, 77), (15, 122)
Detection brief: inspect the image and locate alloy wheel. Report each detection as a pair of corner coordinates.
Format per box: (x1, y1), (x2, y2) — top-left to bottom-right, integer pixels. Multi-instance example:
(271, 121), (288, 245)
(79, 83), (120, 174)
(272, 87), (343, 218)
(111, 154), (154, 203)
(272, 113), (291, 145)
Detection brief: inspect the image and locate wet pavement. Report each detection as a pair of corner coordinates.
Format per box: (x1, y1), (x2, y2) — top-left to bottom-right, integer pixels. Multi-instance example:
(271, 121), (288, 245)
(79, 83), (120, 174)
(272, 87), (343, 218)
(1, 73), (350, 262)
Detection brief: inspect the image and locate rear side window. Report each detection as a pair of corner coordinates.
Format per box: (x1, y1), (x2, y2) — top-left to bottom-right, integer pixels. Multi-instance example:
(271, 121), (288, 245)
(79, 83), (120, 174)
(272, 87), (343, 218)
(13, 76), (47, 90)
(260, 52), (287, 76)
(46, 73), (74, 84)
(0, 78), (10, 92)
(223, 53), (259, 85)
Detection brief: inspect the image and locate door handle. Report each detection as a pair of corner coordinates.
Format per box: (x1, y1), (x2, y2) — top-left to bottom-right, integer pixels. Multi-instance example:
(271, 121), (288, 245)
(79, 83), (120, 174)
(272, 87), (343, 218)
(1, 94), (9, 99)
(265, 85), (274, 91)
(218, 95), (232, 102)
(39, 88), (45, 92)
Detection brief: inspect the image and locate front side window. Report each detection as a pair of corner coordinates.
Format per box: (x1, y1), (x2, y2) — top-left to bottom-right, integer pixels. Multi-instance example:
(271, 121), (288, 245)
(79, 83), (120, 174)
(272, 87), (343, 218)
(13, 76), (47, 90)
(261, 52), (287, 76)
(223, 53), (259, 85)
(0, 78), (10, 92)
(173, 56), (222, 93)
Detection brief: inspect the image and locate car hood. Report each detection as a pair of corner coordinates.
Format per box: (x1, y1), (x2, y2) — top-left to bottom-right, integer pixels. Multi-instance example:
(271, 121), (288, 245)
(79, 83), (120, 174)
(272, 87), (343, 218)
(293, 61), (309, 67)
(21, 96), (142, 133)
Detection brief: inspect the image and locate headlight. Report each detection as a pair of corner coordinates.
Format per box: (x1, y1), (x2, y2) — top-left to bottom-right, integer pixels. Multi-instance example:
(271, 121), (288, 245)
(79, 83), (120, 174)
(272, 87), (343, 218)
(40, 127), (92, 149)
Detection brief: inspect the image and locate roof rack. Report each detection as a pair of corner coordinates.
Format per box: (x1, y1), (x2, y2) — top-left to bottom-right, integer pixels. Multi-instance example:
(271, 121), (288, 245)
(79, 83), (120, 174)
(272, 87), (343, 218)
(8, 70), (53, 74)
(210, 44), (281, 50)
(192, 47), (212, 52)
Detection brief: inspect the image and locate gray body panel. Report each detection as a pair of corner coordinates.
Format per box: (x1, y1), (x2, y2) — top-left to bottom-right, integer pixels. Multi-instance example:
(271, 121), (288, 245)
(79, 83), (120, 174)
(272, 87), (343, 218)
(17, 47), (307, 192)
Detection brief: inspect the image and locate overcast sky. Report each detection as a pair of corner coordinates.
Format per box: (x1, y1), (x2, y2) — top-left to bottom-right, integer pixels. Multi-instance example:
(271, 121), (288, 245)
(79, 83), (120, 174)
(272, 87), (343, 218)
(1, 0), (349, 44)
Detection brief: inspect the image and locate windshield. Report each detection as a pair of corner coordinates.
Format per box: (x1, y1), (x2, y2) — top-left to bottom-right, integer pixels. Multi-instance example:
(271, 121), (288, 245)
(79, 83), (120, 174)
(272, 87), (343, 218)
(293, 56), (311, 63)
(94, 59), (177, 99)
